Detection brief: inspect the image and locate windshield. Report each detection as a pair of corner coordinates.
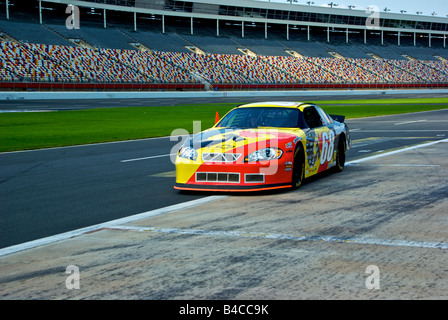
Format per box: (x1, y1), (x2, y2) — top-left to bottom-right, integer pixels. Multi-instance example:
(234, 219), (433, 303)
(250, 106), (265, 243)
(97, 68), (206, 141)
(216, 107), (308, 129)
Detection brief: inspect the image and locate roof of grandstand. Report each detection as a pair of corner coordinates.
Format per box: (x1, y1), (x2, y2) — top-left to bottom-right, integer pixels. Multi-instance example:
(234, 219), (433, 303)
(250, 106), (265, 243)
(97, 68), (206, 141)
(38, 0), (448, 35)
(2, 0), (447, 53)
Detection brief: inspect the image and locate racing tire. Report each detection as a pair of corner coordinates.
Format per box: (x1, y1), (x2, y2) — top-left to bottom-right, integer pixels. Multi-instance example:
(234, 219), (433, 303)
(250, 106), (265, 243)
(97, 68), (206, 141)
(334, 136), (346, 173)
(292, 146), (305, 189)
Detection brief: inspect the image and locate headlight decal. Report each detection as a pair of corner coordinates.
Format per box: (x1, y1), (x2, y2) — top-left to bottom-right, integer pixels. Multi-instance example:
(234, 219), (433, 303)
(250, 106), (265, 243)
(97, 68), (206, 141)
(178, 146), (198, 161)
(244, 148), (283, 162)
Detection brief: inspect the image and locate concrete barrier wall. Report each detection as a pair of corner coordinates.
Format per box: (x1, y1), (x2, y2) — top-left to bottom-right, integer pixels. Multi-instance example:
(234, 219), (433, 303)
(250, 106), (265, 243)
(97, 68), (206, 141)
(2, 89), (448, 101)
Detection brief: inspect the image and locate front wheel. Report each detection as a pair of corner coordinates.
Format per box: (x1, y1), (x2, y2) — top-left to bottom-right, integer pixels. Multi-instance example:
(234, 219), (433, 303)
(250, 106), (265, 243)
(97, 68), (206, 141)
(334, 136), (346, 173)
(291, 147), (305, 189)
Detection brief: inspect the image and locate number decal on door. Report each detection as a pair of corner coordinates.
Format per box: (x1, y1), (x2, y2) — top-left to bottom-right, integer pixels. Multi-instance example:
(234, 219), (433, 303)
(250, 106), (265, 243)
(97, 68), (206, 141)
(320, 130), (335, 164)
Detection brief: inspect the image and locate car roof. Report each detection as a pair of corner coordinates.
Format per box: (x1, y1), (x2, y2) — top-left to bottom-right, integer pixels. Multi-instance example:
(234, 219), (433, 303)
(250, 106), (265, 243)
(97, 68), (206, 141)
(237, 101), (312, 110)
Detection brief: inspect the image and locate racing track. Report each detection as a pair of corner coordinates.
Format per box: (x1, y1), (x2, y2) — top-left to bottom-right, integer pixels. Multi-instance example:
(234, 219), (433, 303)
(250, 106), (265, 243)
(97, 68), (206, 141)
(0, 98), (447, 301)
(1, 106), (447, 249)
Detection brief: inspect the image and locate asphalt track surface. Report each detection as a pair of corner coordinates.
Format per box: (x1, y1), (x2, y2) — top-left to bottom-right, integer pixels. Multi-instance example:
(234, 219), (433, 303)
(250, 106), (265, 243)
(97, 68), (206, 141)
(1, 94), (448, 301)
(1, 100), (447, 250)
(1, 91), (448, 112)
(1, 113), (447, 300)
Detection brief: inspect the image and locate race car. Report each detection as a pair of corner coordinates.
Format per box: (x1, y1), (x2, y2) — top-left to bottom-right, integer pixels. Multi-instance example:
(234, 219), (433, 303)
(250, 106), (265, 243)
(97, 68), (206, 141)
(174, 101), (351, 192)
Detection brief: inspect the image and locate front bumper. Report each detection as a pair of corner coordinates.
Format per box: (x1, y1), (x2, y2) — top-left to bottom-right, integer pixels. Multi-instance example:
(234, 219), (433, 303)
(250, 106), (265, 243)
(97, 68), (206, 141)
(175, 158), (294, 192)
(174, 182), (291, 192)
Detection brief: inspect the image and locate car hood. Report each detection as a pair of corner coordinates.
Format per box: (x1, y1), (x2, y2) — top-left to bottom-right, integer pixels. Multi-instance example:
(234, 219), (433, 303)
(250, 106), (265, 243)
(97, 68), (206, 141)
(184, 127), (304, 154)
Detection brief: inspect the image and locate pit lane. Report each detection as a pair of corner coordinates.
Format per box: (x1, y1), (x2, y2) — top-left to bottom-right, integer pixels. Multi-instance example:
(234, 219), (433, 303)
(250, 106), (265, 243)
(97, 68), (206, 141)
(1, 111), (447, 300)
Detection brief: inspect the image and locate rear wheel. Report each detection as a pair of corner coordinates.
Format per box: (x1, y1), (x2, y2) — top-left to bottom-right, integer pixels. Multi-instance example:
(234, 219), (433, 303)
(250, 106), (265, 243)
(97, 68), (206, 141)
(334, 136), (346, 173)
(292, 147), (305, 189)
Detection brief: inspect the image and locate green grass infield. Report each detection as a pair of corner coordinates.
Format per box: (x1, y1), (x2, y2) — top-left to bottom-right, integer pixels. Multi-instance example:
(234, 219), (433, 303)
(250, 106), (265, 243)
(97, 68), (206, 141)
(1, 97), (447, 152)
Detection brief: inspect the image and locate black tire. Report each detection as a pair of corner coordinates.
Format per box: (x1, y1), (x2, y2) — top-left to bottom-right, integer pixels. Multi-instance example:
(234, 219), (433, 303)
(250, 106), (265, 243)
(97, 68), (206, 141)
(291, 146), (305, 189)
(334, 136), (346, 173)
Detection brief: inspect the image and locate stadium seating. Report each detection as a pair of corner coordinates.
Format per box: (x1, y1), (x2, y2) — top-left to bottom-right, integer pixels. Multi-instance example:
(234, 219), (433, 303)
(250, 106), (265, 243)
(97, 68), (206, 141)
(100, 49), (198, 83)
(426, 60), (448, 75)
(351, 59), (419, 83)
(309, 57), (380, 83)
(0, 42), (83, 82)
(210, 53), (300, 83)
(0, 8), (447, 90)
(158, 51), (248, 83)
(262, 55), (340, 83)
(1, 30), (447, 87)
(0, 41), (201, 84)
(386, 59), (448, 83)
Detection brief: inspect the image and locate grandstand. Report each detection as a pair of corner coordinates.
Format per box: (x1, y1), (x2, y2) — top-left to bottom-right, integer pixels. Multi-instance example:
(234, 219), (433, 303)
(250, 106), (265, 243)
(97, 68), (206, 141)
(0, 0), (447, 91)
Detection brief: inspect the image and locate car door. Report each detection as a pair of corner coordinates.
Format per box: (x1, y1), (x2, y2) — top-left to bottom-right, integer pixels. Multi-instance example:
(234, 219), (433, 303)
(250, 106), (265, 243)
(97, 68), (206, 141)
(302, 106), (334, 177)
(315, 106), (337, 172)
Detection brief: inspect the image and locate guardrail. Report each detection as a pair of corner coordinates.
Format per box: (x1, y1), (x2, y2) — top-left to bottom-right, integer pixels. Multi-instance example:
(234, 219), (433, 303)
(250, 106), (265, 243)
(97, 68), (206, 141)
(1, 81), (448, 100)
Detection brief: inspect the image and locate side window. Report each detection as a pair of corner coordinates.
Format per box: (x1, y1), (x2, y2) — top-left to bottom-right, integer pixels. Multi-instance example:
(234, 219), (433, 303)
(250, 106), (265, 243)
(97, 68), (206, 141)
(315, 106), (333, 126)
(303, 107), (323, 129)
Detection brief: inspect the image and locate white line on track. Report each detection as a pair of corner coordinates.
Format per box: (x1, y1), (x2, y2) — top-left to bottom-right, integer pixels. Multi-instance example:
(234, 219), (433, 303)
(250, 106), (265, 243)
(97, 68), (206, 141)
(0, 196), (227, 257)
(105, 225), (448, 250)
(352, 164), (441, 167)
(346, 138), (448, 165)
(394, 119), (427, 126)
(0, 135), (177, 155)
(121, 153), (177, 163)
(1, 138), (447, 257)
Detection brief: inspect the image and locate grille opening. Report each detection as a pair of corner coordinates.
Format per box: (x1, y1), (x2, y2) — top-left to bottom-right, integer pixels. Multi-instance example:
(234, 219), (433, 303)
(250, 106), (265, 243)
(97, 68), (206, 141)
(202, 153), (242, 162)
(245, 174), (265, 183)
(228, 174), (240, 182)
(196, 172), (240, 183)
(218, 173), (228, 182)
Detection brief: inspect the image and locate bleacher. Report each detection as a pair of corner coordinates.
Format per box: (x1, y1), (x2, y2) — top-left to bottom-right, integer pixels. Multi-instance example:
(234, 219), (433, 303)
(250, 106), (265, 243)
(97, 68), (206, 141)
(122, 29), (192, 53)
(280, 40), (333, 58)
(47, 23), (136, 50)
(1, 17), (448, 89)
(180, 35), (242, 55)
(232, 38), (291, 57)
(0, 19), (71, 47)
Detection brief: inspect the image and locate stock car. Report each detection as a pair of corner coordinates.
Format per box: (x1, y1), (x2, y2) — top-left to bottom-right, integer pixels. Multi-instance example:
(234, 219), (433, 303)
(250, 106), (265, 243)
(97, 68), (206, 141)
(174, 101), (351, 192)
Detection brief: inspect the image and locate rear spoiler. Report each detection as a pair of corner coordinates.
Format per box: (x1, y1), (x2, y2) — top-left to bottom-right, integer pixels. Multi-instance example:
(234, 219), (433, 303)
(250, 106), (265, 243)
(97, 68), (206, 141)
(330, 115), (345, 123)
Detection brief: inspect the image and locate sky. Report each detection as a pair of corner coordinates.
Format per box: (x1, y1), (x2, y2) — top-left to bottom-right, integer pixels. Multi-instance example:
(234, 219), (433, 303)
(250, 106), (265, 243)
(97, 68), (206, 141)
(259, 0), (448, 17)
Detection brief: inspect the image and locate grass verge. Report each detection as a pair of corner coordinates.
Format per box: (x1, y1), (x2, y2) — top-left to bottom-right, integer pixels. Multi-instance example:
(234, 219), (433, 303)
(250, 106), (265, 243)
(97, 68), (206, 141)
(1, 98), (447, 152)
